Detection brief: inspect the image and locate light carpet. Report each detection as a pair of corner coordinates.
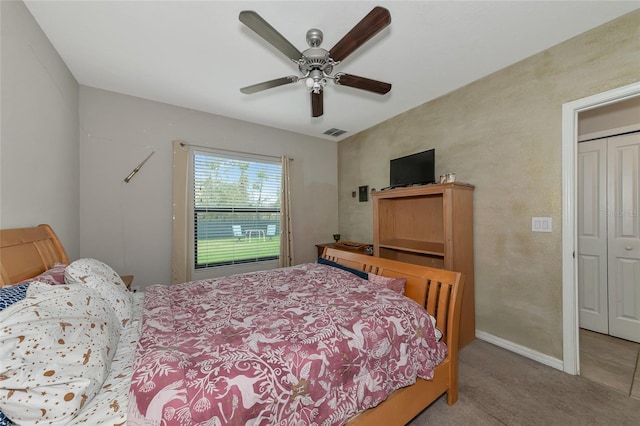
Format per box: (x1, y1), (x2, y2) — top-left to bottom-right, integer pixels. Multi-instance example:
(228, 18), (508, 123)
(408, 339), (640, 425)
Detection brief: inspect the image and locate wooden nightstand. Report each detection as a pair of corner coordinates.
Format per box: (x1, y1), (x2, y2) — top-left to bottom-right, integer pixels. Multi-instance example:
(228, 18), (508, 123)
(316, 243), (337, 257)
(315, 242), (373, 258)
(120, 275), (134, 289)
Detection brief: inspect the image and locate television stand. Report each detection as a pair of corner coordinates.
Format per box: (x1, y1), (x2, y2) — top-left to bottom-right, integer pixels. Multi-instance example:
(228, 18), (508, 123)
(372, 182), (475, 347)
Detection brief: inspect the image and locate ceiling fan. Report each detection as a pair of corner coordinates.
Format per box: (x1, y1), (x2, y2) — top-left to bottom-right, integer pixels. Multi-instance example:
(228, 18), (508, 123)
(239, 6), (392, 118)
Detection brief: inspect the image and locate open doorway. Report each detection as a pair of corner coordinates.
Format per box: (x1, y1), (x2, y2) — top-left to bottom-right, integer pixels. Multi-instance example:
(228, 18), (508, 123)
(561, 81), (640, 378)
(577, 99), (640, 342)
(576, 98), (640, 397)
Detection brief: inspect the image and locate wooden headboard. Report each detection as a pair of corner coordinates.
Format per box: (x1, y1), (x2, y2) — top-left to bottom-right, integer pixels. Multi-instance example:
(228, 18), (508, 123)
(0, 224), (69, 285)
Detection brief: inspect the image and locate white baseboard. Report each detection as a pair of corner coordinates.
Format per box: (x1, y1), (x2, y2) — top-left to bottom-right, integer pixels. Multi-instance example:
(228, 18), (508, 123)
(475, 330), (564, 372)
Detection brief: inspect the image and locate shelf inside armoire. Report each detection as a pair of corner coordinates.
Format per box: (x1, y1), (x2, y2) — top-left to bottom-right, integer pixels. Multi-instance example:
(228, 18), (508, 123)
(378, 239), (445, 256)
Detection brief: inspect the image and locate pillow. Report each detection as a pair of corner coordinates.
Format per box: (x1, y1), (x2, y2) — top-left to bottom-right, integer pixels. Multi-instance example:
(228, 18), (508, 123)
(42, 262), (68, 284)
(16, 274), (59, 286)
(1, 280), (60, 426)
(14, 263), (68, 287)
(0, 283), (30, 312)
(429, 315), (443, 342)
(368, 273), (407, 295)
(317, 257), (368, 279)
(64, 258), (132, 328)
(0, 283), (119, 425)
(0, 278), (28, 426)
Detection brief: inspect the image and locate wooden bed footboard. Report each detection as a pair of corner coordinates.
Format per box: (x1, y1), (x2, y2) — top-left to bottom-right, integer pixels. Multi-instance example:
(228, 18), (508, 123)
(322, 248), (465, 424)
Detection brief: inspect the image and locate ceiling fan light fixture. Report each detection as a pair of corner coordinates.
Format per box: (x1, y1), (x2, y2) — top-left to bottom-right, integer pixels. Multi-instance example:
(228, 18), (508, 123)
(305, 77), (315, 89)
(306, 69), (326, 94)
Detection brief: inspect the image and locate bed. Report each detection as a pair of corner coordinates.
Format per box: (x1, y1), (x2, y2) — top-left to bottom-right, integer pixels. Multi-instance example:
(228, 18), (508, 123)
(0, 224), (464, 425)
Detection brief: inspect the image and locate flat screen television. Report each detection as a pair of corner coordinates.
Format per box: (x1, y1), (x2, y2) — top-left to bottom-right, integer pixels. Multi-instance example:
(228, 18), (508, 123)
(390, 149), (435, 188)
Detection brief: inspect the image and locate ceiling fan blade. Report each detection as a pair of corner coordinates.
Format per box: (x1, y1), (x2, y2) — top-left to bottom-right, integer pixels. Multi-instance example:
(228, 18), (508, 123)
(239, 11), (303, 62)
(240, 76), (299, 94)
(311, 91), (323, 117)
(335, 73), (391, 94)
(329, 6), (391, 63)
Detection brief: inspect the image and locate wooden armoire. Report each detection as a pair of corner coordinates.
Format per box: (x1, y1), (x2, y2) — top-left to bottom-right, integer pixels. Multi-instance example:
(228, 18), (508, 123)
(372, 182), (475, 347)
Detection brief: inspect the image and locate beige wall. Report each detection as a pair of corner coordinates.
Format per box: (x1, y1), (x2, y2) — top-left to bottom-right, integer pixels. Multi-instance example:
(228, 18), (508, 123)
(338, 10), (640, 359)
(0, 0), (80, 258)
(79, 87), (338, 290)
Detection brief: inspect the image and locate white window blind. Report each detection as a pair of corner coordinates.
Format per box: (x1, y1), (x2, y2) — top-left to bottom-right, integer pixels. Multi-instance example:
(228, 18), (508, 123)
(193, 150), (282, 269)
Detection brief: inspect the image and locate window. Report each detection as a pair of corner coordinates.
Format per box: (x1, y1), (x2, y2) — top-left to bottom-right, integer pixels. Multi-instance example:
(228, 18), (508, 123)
(192, 150), (281, 269)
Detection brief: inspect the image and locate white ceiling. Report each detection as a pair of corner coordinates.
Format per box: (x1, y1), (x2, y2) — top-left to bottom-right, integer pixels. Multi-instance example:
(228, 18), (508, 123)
(24, 1), (639, 142)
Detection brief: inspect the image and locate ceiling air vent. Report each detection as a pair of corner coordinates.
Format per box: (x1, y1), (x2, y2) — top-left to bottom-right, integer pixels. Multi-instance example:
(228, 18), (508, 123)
(323, 128), (347, 137)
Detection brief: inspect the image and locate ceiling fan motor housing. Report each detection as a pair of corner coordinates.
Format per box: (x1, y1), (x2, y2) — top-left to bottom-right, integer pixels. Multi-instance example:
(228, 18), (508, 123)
(299, 47), (333, 76)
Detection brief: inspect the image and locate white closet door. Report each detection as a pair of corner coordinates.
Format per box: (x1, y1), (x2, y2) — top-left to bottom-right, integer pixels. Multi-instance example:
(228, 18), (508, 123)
(578, 139), (608, 333)
(607, 133), (640, 343)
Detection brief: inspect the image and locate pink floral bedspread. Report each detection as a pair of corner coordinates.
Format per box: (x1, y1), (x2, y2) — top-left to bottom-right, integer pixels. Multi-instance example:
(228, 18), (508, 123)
(128, 263), (446, 425)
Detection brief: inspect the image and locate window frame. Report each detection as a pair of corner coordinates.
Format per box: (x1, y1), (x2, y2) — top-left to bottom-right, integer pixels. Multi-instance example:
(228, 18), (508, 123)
(187, 147), (282, 278)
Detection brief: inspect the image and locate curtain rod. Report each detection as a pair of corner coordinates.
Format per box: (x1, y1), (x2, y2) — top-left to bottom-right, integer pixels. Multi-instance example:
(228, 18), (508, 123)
(178, 141), (293, 161)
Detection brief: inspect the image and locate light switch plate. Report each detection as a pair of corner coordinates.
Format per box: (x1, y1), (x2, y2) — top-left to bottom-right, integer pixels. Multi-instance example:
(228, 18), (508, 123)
(532, 217), (552, 232)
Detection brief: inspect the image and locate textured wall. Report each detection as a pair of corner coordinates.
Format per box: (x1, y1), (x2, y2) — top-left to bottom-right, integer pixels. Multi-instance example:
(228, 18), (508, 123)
(338, 10), (640, 359)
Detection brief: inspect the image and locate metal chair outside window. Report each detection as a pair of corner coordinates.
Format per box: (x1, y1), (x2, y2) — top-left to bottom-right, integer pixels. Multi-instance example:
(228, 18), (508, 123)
(232, 225), (244, 240)
(266, 224), (277, 239)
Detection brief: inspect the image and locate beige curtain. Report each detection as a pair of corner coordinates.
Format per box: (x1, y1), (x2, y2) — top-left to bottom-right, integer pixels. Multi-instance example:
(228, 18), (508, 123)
(172, 140), (190, 284)
(279, 155), (294, 267)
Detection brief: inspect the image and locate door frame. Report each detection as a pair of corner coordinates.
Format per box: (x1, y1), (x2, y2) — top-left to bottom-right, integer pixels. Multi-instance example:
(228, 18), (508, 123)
(562, 81), (640, 375)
